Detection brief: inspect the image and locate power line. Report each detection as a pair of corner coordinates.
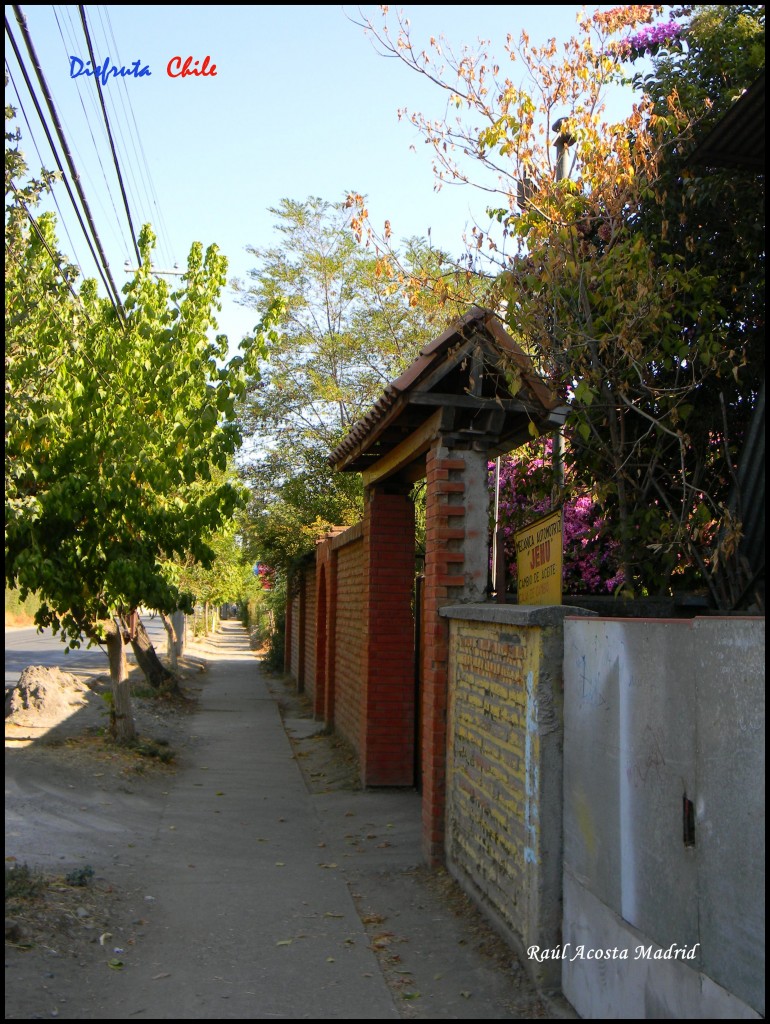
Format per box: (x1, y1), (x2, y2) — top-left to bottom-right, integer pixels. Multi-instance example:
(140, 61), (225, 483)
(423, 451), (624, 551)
(5, 19), (116, 307)
(8, 179), (85, 309)
(5, 15), (118, 312)
(51, 5), (134, 264)
(77, 4), (142, 267)
(5, 60), (87, 276)
(7, 179), (120, 395)
(88, 7), (151, 256)
(99, 5), (177, 269)
(9, 4), (125, 320)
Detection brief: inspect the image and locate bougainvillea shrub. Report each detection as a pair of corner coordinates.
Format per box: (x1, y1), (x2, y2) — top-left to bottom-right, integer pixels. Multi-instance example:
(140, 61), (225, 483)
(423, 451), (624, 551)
(491, 440), (624, 596)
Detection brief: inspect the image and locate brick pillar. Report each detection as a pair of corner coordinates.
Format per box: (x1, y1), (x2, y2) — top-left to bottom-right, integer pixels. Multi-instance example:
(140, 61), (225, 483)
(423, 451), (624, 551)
(284, 579), (294, 675)
(314, 542), (338, 726)
(421, 442), (489, 863)
(296, 570), (306, 693)
(360, 489), (416, 786)
(314, 560), (328, 720)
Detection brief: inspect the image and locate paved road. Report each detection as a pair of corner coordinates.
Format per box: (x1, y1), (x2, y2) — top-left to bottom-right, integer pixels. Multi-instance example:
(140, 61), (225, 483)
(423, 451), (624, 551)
(4, 615), (169, 690)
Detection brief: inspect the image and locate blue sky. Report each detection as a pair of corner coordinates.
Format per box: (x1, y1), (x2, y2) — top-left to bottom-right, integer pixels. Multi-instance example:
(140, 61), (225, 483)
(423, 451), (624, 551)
(6, 5), (642, 345)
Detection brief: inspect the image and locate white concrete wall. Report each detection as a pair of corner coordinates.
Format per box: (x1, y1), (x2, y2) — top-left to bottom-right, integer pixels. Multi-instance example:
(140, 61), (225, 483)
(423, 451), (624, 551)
(562, 617), (765, 1019)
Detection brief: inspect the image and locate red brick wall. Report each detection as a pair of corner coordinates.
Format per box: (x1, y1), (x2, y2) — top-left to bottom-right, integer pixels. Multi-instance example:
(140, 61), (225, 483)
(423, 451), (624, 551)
(288, 588), (301, 681)
(361, 490), (416, 785)
(421, 445), (470, 863)
(303, 566), (317, 701)
(314, 557), (332, 721)
(334, 536), (365, 755)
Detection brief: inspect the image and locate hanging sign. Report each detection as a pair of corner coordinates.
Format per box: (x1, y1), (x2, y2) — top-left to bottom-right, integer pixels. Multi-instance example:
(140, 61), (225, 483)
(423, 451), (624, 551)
(514, 509), (563, 606)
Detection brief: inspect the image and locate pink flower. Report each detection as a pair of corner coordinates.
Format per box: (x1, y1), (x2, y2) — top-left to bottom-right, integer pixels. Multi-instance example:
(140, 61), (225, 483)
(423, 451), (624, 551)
(490, 443), (624, 596)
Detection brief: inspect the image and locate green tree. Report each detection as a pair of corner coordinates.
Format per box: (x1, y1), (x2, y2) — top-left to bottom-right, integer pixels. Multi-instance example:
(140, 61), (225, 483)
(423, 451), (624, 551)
(356, 5), (764, 604)
(233, 197), (467, 572)
(171, 525), (255, 636)
(5, 127), (275, 737)
(624, 5), (765, 605)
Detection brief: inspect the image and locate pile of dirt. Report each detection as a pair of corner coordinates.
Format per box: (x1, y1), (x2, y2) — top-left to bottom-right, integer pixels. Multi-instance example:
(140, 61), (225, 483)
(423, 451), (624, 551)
(5, 666), (92, 726)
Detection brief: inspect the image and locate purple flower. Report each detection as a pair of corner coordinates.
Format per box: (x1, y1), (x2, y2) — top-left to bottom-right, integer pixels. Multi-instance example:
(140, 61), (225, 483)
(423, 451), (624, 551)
(490, 442), (624, 596)
(623, 22), (684, 57)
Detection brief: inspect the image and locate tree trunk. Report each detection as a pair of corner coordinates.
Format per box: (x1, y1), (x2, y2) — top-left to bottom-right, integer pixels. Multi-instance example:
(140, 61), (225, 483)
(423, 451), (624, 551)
(160, 611), (179, 674)
(203, 601), (210, 636)
(127, 615), (179, 694)
(172, 609), (186, 658)
(102, 618), (136, 742)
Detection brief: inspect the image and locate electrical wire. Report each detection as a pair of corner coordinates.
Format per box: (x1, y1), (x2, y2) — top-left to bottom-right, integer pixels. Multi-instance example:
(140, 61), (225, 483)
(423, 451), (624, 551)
(9, 4), (125, 321)
(51, 5), (134, 264)
(7, 180), (120, 396)
(99, 5), (177, 269)
(77, 4), (141, 267)
(5, 18), (117, 309)
(5, 60), (87, 276)
(8, 180), (85, 309)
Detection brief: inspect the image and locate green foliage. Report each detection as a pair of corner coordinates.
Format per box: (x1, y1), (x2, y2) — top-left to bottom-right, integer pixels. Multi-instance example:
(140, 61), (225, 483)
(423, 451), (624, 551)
(64, 865), (94, 887)
(264, 595), (287, 672)
(363, 5), (764, 605)
(634, 6), (765, 111)
(129, 738), (175, 764)
(5, 111), (281, 648)
(5, 863), (46, 901)
(5, 586), (40, 626)
(234, 197), (445, 571)
(618, 4), (765, 601)
(166, 510), (256, 608)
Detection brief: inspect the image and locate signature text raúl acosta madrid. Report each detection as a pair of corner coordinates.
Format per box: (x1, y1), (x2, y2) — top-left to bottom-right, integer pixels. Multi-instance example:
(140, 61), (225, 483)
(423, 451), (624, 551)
(528, 943), (701, 962)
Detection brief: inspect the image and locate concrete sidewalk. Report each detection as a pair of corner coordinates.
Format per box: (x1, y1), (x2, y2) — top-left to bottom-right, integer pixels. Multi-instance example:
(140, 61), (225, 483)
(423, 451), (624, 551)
(6, 623), (554, 1019)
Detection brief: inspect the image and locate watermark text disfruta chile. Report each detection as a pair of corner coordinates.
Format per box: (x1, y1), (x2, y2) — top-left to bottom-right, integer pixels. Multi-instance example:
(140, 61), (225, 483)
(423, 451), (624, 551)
(69, 56), (217, 83)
